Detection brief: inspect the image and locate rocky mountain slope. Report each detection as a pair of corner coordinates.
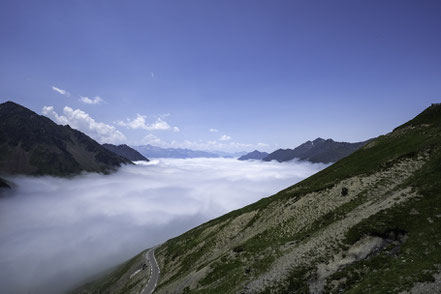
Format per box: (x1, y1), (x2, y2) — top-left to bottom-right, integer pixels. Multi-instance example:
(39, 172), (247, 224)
(263, 138), (369, 163)
(75, 104), (441, 294)
(0, 101), (131, 176)
(103, 143), (149, 162)
(238, 150), (269, 161)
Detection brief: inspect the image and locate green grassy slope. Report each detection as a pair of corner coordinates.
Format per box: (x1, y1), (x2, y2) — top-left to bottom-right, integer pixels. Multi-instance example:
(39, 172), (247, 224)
(75, 104), (441, 294)
(72, 250), (150, 294)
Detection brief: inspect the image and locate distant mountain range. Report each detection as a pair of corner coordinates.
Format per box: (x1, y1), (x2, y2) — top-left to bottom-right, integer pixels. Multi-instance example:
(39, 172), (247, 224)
(0, 101), (131, 176)
(103, 144), (149, 162)
(211, 150), (248, 158)
(238, 150), (269, 160)
(132, 144), (246, 159)
(263, 137), (369, 163)
(0, 101), (369, 179)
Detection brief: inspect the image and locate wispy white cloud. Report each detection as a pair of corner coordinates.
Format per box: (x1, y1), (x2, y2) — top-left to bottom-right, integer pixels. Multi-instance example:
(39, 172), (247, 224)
(80, 96), (103, 105)
(150, 72), (155, 78)
(219, 134), (232, 141)
(257, 142), (269, 148)
(51, 86), (70, 97)
(42, 106), (70, 125)
(148, 118), (171, 131)
(159, 113), (170, 118)
(209, 128), (219, 133)
(42, 105), (126, 144)
(118, 115), (178, 131)
(117, 114), (148, 130)
(142, 134), (162, 145)
(141, 134), (162, 145)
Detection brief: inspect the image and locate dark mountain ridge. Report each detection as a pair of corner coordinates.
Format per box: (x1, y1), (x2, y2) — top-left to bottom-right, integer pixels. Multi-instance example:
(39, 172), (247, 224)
(0, 101), (131, 176)
(238, 150), (269, 161)
(102, 144), (149, 162)
(263, 137), (369, 163)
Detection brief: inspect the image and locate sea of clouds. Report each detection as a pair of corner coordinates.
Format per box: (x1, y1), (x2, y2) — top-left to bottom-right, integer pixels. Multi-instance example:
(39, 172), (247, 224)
(0, 158), (328, 293)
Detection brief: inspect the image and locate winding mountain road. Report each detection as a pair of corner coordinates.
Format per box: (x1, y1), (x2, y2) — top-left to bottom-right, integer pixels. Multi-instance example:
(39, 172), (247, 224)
(141, 247), (160, 294)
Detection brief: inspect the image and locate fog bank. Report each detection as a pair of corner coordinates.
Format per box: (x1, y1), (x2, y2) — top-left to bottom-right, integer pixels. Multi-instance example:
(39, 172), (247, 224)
(0, 158), (328, 293)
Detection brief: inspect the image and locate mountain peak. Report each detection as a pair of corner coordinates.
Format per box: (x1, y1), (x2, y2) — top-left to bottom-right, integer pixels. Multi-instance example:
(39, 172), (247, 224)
(0, 101), (131, 176)
(0, 100), (35, 113)
(312, 137), (326, 144)
(392, 103), (441, 133)
(1, 100), (21, 106)
(409, 102), (441, 125)
(238, 150), (269, 161)
(102, 144), (148, 162)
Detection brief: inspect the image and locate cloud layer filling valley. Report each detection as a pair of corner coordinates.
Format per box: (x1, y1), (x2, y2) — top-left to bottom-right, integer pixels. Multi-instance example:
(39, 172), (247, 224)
(0, 158), (328, 293)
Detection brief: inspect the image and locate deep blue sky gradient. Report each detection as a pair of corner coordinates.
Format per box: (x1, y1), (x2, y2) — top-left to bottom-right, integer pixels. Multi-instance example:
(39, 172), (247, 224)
(1, 0), (440, 151)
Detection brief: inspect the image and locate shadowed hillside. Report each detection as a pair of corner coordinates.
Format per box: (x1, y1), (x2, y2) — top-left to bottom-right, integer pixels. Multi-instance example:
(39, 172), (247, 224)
(103, 143), (149, 162)
(238, 150), (269, 161)
(0, 101), (131, 176)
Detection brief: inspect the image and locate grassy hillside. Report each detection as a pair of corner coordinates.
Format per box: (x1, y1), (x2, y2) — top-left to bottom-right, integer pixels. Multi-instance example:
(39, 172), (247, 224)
(0, 101), (131, 176)
(76, 104), (441, 294)
(73, 251), (150, 294)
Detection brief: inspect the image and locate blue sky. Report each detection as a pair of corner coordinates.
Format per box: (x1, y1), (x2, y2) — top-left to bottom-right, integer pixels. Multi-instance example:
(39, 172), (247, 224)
(1, 0), (440, 151)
